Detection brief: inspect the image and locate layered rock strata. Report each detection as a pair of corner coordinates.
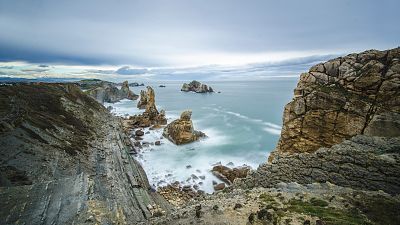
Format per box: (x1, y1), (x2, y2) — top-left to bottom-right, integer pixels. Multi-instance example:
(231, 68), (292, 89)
(273, 48), (400, 158)
(239, 135), (400, 195)
(85, 80), (138, 103)
(163, 110), (206, 145)
(181, 80), (214, 93)
(0, 83), (169, 224)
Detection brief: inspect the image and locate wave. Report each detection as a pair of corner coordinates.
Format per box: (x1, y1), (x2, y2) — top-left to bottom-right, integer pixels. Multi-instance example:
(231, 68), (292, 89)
(204, 106), (282, 135)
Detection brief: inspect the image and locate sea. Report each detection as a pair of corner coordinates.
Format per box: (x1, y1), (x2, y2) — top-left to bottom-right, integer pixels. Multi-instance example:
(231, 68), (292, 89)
(104, 78), (298, 193)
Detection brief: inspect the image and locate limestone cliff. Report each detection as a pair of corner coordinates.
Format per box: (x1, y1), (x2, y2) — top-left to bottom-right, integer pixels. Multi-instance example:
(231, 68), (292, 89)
(273, 48), (400, 158)
(0, 83), (169, 224)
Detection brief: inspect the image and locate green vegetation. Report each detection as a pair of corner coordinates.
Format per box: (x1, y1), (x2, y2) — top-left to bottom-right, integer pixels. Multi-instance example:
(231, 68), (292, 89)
(287, 199), (369, 225)
(351, 194), (400, 225)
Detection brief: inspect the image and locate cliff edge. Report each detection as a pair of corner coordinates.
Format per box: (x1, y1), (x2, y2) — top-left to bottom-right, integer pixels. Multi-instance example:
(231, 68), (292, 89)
(273, 48), (400, 158)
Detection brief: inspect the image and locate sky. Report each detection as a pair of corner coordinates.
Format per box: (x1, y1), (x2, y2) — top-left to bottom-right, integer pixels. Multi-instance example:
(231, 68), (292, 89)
(0, 0), (399, 81)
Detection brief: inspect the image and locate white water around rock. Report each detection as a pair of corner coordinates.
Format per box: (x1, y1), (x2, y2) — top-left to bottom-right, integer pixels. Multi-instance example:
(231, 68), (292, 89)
(105, 79), (297, 193)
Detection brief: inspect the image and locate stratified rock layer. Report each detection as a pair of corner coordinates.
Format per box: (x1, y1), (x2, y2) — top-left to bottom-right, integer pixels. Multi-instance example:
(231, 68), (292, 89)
(181, 80), (214, 93)
(274, 48), (400, 157)
(0, 83), (169, 224)
(238, 135), (400, 195)
(85, 80), (138, 103)
(137, 89), (148, 109)
(163, 110), (206, 145)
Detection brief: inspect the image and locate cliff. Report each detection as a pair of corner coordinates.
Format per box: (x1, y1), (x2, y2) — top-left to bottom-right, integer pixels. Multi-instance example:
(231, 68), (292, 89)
(0, 83), (169, 224)
(273, 48), (400, 157)
(84, 80), (139, 103)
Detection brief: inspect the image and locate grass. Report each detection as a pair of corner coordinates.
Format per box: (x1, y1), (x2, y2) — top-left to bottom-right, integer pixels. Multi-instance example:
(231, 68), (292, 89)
(287, 199), (369, 225)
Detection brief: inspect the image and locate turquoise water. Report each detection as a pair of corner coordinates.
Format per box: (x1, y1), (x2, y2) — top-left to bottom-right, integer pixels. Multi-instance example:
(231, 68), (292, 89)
(106, 78), (298, 192)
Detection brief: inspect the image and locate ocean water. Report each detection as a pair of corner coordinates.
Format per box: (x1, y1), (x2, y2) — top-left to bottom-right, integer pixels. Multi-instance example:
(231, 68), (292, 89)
(105, 79), (297, 192)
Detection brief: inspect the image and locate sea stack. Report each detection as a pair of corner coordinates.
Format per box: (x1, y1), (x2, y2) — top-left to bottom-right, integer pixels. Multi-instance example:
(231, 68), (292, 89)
(163, 110), (206, 145)
(137, 89), (148, 109)
(181, 80), (214, 93)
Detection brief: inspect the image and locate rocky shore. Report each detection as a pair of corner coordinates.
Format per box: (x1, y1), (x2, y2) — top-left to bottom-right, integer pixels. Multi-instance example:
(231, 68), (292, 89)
(151, 48), (400, 224)
(181, 80), (214, 93)
(1, 48), (399, 225)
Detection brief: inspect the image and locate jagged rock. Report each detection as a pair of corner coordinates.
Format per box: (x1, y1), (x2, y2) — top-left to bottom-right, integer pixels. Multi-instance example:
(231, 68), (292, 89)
(272, 48), (400, 159)
(155, 140), (161, 145)
(85, 80), (138, 103)
(123, 87), (167, 131)
(163, 110), (206, 145)
(137, 89), (148, 109)
(211, 165), (251, 185)
(181, 80), (214, 93)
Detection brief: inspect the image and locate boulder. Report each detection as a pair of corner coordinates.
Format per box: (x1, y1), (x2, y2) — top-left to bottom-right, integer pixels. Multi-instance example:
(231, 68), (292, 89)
(213, 183), (225, 191)
(163, 110), (206, 145)
(135, 130), (144, 136)
(181, 80), (214, 93)
(211, 165), (251, 185)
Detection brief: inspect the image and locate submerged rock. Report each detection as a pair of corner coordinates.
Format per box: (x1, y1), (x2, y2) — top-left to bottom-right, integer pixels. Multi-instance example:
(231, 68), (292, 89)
(181, 80), (214, 93)
(163, 110), (206, 145)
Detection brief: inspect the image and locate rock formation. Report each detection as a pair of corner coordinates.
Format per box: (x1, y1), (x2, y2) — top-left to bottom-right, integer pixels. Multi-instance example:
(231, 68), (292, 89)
(85, 80), (139, 103)
(211, 165), (251, 185)
(272, 48), (400, 158)
(239, 135), (400, 194)
(163, 110), (206, 145)
(123, 86), (167, 130)
(0, 83), (169, 224)
(137, 89), (148, 109)
(181, 80), (214, 93)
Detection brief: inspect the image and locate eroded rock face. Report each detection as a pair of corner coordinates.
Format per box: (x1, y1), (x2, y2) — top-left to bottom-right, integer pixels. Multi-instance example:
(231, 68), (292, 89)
(137, 89), (148, 109)
(273, 48), (400, 158)
(85, 80), (139, 103)
(181, 80), (214, 93)
(239, 135), (400, 195)
(163, 110), (206, 145)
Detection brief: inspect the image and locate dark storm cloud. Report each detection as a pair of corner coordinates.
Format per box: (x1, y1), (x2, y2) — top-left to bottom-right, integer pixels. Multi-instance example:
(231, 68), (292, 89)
(0, 0), (399, 66)
(116, 66), (148, 75)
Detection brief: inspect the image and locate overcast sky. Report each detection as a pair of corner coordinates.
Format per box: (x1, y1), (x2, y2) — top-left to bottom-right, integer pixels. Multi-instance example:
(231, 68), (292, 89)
(0, 0), (399, 79)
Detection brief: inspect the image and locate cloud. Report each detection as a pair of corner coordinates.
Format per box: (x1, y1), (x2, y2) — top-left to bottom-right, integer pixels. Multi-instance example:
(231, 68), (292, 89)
(38, 64), (49, 67)
(21, 68), (49, 73)
(116, 66), (148, 75)
(0, 66), (14, 69)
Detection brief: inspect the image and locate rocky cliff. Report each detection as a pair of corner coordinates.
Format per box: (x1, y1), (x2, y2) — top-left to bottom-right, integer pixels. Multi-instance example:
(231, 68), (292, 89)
(0, 83), (169, 224)
(273, 48), (400, 158)
(85, 80), (139, 103)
